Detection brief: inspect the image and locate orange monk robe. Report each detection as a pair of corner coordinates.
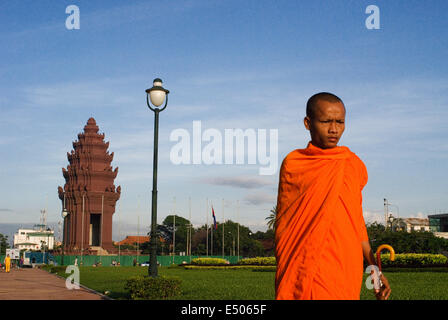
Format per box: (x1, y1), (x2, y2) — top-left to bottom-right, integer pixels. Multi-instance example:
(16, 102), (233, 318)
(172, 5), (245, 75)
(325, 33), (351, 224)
(275, 142), (369, 300)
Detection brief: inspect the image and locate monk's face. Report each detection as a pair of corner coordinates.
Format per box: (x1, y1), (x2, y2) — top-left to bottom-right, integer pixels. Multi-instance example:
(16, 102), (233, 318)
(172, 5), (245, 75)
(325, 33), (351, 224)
(304, 100), (346, 149)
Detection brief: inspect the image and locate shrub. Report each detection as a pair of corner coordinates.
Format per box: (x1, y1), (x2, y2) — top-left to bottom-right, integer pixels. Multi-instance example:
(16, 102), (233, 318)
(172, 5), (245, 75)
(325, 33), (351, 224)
(41, 265), (66, 274)
(183, 265), (275, 271)
(49, 266), (67, 274)
(190, 258), (229, 265)
(237, 257), (276, 266)
(125, 275), (182, 300)
(379, 253), (448, 268)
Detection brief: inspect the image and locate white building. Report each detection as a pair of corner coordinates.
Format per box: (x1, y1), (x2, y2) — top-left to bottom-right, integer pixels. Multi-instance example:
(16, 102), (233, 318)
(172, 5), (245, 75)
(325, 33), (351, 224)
(13, 226), (55, 251)
(403, 218), (430, 232)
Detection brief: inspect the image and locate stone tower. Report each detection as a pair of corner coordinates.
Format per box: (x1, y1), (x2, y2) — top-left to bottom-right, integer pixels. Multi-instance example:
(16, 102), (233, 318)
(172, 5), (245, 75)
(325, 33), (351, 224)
(58, 118), (120, 255)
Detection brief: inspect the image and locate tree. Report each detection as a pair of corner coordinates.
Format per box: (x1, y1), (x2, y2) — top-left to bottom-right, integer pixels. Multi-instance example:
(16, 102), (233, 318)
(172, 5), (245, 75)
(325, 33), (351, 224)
(191, 228), (207, 255)
(266, 206), (277, 230)
(140, 223), (176, 255)
(163, 215), (191, 253)
(0, 234), (10, 255)
(252, 229), (275, 256)
(209, 220), (264, 257)
(366, 222), (448, 254)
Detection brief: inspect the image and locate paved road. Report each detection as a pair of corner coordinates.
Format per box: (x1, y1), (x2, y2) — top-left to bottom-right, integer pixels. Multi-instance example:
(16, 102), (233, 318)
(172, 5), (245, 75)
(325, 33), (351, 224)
(0, 267), (107, 300)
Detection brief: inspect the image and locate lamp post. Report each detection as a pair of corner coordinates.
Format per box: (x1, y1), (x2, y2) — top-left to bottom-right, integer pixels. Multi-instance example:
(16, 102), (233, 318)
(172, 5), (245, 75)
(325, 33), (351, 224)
(61, 208), (68, 265)
(61, 192), (69, 266)
(388, 214), (394, 230)
(146, 78), (170, 278)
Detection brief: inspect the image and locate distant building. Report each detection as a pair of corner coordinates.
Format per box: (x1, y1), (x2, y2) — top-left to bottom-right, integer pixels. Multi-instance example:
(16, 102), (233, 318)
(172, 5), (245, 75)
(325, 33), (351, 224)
(428, 213), (448, 239)
(403, 218), (430, 232)
(14, 225), (55, 251)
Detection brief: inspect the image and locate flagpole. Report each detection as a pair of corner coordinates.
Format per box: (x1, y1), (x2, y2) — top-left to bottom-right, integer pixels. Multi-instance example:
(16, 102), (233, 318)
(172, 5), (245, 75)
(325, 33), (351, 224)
(186, 198), (189, 257)
(188, 196), (192, 262)
(237, 200), (240, 261)
(118, 200), (121, 265)
(101, 194), (104, 265)
(173, 196), (176, 265)
(137, 214), (140, 261)
(206, 198), (209, 257)
(81, 193), (84, 265)
(211, 202), (214, 257)
(222, 198), (225, 258)
(137, 194), (140, 264)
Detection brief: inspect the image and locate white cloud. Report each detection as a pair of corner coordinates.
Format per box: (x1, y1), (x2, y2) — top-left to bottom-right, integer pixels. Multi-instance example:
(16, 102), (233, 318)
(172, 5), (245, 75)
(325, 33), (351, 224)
(243, 191), (276, 206)
(198, 175), (275, 189)
(363, 210), (385, 225)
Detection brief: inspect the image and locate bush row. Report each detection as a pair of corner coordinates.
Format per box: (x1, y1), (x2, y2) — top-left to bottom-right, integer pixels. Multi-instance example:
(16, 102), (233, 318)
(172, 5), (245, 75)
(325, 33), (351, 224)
(190, 258), (229, 265)
(190, 254), (448, 268)
(237, 257), (276, 266)
(183, 265), (276, 271)
(379, 253), (448, 267)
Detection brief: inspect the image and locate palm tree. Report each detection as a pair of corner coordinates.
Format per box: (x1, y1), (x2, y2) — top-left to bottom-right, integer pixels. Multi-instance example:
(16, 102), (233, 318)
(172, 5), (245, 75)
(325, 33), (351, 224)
(266, 206), (277, 230)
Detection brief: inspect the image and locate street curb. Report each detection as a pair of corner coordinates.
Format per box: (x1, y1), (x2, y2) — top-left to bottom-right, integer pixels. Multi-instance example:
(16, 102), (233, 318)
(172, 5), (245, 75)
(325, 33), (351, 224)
(41, 268), (114, 300)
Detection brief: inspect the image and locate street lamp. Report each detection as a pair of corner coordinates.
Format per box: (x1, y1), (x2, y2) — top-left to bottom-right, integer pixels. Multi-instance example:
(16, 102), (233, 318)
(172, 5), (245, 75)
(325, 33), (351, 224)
(146, 78), (170, 278)
(389, 214), (394, 230)
(61, 208), (68, 265)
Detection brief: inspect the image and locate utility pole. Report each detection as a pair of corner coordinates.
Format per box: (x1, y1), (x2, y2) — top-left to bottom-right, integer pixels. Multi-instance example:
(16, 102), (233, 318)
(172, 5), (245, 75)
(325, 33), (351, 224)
(384, 198), (389, 229)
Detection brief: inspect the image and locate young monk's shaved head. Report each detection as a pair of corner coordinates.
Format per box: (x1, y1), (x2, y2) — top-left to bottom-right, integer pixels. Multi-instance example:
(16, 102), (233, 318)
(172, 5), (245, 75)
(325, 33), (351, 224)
(306, 92), (345, 119)
(304, 92), (346, 149)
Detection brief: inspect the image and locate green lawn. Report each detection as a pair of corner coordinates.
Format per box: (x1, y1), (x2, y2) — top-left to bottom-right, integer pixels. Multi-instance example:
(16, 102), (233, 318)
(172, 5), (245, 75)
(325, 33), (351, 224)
(361, 269), (448, 300)
(48, 266), (448, 300)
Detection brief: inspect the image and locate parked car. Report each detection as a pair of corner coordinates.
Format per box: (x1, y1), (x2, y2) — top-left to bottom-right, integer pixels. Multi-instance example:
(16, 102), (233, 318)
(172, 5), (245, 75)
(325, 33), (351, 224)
(140, 261), (150, 267)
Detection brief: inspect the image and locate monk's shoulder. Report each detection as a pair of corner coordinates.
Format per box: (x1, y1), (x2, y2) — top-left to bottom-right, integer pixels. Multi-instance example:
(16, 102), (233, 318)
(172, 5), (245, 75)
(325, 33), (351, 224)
(347, 150), (368, 186)
(280, 149), (301, 171)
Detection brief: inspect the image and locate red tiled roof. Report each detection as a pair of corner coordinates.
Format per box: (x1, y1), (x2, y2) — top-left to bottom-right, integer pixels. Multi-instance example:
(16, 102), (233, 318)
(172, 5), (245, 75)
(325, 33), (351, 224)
(117, 236), (149, 246)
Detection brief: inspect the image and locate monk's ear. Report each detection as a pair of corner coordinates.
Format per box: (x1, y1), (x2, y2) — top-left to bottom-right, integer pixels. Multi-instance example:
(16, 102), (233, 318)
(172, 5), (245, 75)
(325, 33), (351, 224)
(304, 116), (311, 131)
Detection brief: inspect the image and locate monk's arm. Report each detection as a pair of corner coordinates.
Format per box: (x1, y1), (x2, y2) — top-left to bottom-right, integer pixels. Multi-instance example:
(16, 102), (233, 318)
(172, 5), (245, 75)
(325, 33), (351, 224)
(361, 241), (376, 266)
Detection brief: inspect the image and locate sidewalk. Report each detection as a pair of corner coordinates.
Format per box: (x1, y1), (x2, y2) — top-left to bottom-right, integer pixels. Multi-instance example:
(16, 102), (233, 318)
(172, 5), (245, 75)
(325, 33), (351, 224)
(0, 267), (107, 300)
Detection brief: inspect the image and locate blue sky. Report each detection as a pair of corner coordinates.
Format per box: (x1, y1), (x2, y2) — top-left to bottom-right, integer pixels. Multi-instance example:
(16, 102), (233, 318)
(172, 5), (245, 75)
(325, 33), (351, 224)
(0, 0), (447, 240)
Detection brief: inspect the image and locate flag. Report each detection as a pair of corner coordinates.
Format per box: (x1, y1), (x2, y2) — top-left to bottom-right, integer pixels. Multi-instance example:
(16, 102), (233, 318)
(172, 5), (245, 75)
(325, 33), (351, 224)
(212, 206), (217, 230)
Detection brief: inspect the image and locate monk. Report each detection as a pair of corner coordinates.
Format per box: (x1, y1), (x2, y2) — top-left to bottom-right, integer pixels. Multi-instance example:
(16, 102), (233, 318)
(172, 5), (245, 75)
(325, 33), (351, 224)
(275, 92), (391, 300)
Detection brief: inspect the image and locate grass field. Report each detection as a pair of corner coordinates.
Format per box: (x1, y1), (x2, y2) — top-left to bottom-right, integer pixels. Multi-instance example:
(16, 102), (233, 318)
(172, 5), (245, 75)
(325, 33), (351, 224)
(48, 266), (448, 300)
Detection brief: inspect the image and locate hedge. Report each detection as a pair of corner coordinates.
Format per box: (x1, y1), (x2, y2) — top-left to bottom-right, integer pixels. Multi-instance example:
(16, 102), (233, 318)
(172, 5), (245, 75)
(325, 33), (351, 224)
(190, 258), (229, 265)
(378, 253), (448, 268)
(183, 265), (276, 271)
(237, 257), (276, 266)
(124, 275), (182, 300)
(235, 254), (448, 268)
